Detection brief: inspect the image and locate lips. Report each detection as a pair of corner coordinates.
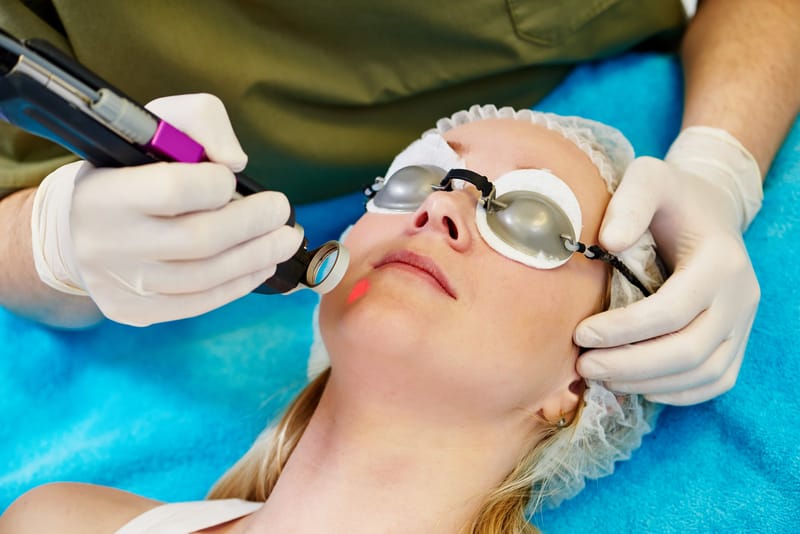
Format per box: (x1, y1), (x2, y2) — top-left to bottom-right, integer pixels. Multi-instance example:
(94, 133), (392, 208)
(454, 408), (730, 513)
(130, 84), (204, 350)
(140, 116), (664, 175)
(374, 250), (457, 299)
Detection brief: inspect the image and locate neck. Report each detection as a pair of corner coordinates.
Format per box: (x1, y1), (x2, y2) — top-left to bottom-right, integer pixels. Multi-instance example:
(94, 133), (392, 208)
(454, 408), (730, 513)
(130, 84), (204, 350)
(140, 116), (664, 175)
(245, 370), (538, 533)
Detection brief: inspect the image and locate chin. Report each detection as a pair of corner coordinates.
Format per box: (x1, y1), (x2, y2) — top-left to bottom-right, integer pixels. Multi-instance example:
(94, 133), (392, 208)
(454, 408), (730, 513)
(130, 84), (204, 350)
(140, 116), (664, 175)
(321, 293), (444, 377)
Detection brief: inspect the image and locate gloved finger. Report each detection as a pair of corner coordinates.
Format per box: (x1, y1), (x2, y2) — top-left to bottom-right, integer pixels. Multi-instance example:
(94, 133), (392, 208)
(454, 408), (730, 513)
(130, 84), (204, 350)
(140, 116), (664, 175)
(105, 266), (276, 327)
(601, 331), (741, 394)
(577, 302), (736, 381)
(136, 226), (303, 294)
(76, 162), (236, 216)
(642, 313), (754, 405)
(643, 338), (747, 406)
(598, 156), (667, 252)
(578, 235), (757, 348)
(575, 263), (713, 348)
(146, 191), (293, 260)
(145, 93), (248, 171)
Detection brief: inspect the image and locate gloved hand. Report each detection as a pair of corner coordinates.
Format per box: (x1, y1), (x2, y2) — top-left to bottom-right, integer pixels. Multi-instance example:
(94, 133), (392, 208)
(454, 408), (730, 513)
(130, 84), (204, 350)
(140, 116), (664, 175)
(575, 126), (763, 406)
(31, 93), (303, 327)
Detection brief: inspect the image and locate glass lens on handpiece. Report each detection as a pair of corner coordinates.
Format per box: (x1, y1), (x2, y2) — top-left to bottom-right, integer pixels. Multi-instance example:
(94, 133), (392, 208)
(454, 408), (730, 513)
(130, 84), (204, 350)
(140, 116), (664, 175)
(312, 248), (338, 286)
(305, 241), (350, 294)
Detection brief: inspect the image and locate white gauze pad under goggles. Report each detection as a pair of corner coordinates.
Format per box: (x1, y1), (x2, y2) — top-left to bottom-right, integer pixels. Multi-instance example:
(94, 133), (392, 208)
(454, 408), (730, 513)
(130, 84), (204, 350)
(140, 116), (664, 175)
(364, 134), (651, 295)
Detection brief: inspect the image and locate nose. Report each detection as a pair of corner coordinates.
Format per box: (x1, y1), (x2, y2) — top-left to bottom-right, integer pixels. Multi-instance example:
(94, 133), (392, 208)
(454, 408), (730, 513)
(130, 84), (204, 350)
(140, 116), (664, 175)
(407, 190), (474, 252)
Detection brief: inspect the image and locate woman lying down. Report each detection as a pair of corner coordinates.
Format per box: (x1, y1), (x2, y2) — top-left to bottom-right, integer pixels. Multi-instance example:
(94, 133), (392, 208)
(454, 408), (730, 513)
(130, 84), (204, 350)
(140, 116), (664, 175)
(0, 105), (665, 534)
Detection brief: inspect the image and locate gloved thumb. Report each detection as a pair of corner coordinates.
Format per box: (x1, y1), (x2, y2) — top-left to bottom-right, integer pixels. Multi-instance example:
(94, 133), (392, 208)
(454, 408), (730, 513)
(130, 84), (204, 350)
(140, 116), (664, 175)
(599, 156), (665, 252)
(145, 93), (248, 172)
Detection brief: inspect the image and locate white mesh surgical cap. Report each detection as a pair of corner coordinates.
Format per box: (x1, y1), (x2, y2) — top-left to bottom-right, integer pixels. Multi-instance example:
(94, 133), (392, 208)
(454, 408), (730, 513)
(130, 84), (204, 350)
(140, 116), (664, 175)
(307, 104), (665, 512)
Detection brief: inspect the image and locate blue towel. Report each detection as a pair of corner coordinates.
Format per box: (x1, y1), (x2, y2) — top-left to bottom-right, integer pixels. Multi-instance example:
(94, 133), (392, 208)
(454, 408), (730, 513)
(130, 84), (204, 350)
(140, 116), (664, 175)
(1, 52), (798, 532)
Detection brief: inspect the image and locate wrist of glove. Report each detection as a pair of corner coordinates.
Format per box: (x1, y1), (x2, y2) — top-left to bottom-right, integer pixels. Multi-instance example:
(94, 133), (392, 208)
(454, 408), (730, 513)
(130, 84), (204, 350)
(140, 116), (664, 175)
(31, 161), (89, 296)
(664, 126), (763, 233)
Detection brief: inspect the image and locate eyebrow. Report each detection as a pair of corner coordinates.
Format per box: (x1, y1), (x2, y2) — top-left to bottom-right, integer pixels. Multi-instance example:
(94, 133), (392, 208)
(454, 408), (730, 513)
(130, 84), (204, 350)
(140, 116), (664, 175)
(512, 161), (544, 172)
(446, 139), (466, 154)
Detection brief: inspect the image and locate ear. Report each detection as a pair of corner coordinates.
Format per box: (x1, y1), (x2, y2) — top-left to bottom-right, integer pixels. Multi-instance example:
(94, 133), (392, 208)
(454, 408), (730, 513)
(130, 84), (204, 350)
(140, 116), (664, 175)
(537, 370), (585, 427)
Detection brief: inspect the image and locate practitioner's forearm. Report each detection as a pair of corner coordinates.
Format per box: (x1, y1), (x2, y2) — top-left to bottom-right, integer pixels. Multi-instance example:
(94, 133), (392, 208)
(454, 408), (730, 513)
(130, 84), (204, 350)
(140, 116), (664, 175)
(0, 188), (103, 328)
(681, 0), (800, 177)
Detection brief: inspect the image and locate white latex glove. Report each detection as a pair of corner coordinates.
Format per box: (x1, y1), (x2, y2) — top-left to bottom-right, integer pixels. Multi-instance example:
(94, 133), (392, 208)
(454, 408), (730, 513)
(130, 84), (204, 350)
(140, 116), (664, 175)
(31, 93), (303, 326)
(575, 126), (763, 406)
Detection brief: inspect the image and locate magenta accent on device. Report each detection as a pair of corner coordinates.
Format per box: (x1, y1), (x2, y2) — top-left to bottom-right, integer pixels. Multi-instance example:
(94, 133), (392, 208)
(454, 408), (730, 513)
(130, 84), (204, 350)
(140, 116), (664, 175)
(145, 120), (206, 163)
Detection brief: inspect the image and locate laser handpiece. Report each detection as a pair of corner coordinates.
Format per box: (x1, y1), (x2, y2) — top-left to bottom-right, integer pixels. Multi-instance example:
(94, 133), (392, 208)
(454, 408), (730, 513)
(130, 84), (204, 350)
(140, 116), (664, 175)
(0, 28), (348, 295)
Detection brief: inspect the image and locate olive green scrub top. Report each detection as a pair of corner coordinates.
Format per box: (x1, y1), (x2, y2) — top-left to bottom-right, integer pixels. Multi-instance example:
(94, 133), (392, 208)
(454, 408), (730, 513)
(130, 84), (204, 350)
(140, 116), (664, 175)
(0, 1), (686, 203)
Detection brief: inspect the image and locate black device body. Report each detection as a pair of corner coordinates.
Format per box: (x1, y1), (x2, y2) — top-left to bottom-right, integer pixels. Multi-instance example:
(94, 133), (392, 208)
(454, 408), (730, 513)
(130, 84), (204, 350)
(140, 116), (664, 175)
(0, 28), (310, 295)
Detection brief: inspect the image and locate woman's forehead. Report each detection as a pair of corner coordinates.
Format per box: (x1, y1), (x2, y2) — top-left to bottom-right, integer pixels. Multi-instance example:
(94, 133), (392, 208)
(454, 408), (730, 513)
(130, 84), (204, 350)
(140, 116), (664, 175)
(442, 119), (596, 176)
(442, 119), (608, 200)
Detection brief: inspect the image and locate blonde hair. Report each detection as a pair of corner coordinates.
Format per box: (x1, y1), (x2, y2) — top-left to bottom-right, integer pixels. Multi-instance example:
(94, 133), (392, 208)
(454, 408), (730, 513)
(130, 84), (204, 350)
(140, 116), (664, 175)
(209, 106), (664, 532)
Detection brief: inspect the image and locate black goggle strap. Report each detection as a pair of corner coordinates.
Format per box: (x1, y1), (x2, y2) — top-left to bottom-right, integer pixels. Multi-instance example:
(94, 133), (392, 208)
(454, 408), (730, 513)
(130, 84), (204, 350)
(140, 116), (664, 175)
(438, 169), (507, 212)
(363, 176), (386, 199)
(562, 236), (652, 297)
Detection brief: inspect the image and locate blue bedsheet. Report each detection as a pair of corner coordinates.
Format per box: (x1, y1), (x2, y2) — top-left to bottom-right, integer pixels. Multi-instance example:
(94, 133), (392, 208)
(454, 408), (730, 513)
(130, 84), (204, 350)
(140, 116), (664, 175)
(1, 52), (798, 532)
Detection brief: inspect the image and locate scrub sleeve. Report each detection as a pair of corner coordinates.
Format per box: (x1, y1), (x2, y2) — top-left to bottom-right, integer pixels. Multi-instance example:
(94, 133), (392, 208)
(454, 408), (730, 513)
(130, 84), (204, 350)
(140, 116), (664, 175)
(0, 0), (685, 203)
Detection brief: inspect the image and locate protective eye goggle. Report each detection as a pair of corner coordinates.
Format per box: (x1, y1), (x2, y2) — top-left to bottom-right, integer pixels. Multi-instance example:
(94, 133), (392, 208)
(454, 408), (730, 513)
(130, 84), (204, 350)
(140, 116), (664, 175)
(364, 165), (651, 297)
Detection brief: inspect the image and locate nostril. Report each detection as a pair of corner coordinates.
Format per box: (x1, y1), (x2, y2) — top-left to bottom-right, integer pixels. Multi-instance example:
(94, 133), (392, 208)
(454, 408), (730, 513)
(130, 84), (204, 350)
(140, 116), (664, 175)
(415, 212), (429, 227)
(444, 217), (458, 239)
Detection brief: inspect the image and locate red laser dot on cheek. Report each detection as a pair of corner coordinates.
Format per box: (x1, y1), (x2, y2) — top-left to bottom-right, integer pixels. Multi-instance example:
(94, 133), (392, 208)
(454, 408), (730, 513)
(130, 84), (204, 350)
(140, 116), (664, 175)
(347, 279), (370, 304)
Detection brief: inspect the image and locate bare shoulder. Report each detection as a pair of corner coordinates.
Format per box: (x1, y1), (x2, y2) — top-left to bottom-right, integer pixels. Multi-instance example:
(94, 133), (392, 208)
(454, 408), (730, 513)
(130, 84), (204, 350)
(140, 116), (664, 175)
(0, 482), (161, 534)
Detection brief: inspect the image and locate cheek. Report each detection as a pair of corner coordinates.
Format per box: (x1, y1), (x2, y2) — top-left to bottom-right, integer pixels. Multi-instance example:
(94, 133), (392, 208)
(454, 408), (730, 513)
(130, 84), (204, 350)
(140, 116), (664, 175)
(347, 279), (371, 304)
(325, 214), (405, 300)
(319, 213), (421, 355)
(342, 216), (384, 254)
(470, 256), (607, 357)
(341, 213), (408, 264)
(577, 190), (611, 245)
(570, 256), (610, 315)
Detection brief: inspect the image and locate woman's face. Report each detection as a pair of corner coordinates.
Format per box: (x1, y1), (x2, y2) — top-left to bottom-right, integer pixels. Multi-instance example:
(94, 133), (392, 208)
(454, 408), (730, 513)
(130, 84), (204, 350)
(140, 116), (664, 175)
(319, 118), (611, 420)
